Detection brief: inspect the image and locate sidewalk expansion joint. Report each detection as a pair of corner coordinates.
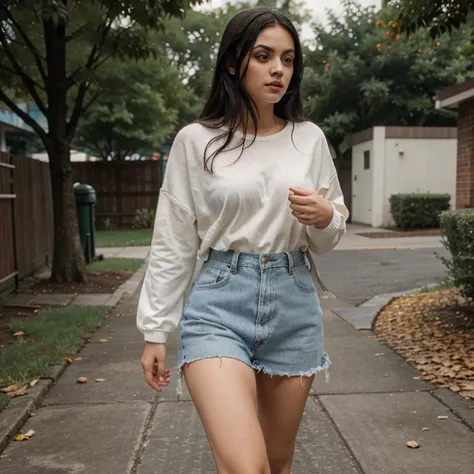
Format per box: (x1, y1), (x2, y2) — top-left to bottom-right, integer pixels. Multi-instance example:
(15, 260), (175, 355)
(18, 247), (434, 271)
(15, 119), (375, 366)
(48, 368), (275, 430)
(312, 397), (366, 474)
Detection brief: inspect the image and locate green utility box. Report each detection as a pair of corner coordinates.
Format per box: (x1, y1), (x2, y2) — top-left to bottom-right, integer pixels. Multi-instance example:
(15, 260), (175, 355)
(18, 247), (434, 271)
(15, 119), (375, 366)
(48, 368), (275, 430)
(73, 183), (97, 263)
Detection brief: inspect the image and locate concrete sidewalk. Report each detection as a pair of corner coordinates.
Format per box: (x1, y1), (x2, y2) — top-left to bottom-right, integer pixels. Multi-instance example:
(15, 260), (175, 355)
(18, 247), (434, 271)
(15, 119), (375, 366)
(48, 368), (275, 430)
(1, 288), (473, 473)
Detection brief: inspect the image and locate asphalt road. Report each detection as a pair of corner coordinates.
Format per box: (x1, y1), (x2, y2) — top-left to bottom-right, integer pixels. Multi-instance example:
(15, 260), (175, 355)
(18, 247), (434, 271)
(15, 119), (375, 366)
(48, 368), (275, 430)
(316, 247), (449, 305)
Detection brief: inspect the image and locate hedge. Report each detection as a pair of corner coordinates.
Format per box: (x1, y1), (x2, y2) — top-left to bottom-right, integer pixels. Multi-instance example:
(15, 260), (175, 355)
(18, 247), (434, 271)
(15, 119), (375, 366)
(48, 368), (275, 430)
(439, 209), (474, 300)
(389, 193), (451, 229)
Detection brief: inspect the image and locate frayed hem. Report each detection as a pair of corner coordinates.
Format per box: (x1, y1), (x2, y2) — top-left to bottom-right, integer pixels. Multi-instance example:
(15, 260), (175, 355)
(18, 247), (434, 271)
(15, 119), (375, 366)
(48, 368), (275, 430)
(253, 353), (331, 384)
(176, 353), (331, 396)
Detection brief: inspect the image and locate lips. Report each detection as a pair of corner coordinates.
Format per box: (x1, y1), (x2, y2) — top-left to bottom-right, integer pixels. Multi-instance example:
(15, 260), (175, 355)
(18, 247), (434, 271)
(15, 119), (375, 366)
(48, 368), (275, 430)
(266, 81), (284, 88)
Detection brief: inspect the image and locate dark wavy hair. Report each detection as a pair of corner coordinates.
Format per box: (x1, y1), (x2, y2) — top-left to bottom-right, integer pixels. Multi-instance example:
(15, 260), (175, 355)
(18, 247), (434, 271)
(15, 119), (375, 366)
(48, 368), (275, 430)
(197, 7), (306, 173)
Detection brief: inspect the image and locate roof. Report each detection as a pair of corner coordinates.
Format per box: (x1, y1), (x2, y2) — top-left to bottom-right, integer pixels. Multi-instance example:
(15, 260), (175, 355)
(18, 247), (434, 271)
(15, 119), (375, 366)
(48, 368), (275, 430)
(435, 78), (474, 109)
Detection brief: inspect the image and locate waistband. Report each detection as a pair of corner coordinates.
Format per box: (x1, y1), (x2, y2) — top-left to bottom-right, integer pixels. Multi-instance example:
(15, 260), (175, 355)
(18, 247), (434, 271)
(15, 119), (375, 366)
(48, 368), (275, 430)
(207, 249), (307, 274)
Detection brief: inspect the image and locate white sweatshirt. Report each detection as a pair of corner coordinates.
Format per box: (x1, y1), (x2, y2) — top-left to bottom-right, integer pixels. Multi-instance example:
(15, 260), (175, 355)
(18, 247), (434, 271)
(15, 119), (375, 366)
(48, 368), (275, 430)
(137, 120), (349, 343)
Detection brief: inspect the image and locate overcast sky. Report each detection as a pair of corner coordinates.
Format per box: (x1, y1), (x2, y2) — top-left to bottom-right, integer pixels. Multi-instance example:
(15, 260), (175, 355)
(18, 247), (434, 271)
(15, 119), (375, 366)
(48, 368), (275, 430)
(198, 1), (382, 39)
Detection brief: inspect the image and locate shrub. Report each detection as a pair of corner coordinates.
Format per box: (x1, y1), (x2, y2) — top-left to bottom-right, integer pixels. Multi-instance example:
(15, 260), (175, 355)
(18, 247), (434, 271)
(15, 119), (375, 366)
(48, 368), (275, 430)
(389, 193), (450, 229)
(439, 209), (474, 301)
(133, 208), (155, 229)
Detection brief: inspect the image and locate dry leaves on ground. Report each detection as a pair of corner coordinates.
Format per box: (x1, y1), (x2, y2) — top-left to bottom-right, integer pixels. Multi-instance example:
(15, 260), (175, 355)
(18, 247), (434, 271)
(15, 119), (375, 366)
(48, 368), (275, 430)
(375, 289), (474, 398)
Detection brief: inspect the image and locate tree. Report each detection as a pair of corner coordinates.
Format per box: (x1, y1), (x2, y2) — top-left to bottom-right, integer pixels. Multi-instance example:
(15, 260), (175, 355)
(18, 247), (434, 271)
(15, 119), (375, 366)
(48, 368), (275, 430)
(393, 0), (474, 37)
(0, 0), (203, 283)
(74, 56), (197, 160)
(303, 0), (471, 158)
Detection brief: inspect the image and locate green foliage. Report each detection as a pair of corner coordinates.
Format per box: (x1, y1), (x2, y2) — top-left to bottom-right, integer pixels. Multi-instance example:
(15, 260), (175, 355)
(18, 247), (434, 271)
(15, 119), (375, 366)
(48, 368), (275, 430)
(303, 0), (472, 157)
(133, 208), (156, 229)
(74, 56), (193, 159)
(389, 193), (451, 228)
(394, 0), (474, 38)
(439, 209), (474, 300)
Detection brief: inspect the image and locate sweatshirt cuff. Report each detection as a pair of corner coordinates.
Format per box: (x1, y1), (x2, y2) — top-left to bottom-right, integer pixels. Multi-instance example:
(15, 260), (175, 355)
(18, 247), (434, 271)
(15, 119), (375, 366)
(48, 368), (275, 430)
(315, 203), (342, 234)
(142, 330), (170, 344)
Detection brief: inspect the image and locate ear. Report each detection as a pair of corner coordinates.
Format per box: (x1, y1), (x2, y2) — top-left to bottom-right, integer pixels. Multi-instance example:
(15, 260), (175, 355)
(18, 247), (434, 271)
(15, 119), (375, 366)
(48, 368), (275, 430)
(228, 67), (235, 75)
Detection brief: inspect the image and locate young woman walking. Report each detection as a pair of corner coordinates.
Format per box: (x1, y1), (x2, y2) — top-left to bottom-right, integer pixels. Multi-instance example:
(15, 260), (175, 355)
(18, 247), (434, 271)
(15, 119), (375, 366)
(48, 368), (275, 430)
(137, 6), (349, 474)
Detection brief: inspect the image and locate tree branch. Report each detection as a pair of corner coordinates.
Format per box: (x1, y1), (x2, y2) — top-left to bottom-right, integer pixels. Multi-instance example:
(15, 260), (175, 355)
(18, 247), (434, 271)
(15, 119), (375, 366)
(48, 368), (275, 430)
(5, 8), (48, 85)
(0, 61), (18, 76)
(81, 88), (104, 114)
(0, 35), (48, 116)
(0, 87), (49, 144)
(66, 81), (90, 141)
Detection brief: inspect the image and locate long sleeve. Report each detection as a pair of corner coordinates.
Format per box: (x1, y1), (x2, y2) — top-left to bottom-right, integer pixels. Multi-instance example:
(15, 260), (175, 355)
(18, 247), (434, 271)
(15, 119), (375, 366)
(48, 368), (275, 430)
(137, 136), (199, 343)
(307, 130), (349, 255)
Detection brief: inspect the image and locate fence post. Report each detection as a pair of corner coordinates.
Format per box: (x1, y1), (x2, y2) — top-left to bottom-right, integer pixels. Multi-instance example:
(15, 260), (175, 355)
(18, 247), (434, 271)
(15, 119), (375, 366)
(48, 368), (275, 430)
(9, 154), (19, 289)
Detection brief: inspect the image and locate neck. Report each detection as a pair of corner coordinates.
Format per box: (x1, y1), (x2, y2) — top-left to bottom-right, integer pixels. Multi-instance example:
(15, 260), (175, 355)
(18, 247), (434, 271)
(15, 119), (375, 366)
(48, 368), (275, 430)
(243, 103), (281, 135)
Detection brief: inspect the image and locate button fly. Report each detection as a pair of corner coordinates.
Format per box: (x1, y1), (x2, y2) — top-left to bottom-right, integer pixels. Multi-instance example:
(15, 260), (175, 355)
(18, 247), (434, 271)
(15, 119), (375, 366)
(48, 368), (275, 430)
(261, 257), (269, 265)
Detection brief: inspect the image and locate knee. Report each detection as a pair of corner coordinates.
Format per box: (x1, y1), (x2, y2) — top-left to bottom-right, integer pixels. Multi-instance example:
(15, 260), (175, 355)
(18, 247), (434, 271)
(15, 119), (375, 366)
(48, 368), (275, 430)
(220, 461), (270, 474)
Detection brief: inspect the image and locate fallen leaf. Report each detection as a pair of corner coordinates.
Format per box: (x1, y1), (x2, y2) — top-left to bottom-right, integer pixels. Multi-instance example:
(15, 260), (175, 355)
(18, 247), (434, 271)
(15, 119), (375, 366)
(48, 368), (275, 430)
(7, 386), (27, 398)
(437, 415), (449, 420)
(64, 357), (74, 364)
(407, 440), (420, 449)
(422, 427), (430, 431)
(460, 382), (474, 391)
(13, 331), (25, 337)
(0, 384), (19, 393)
(13, 430), (34, 442)
(460, 391), (474, 399)
(95, 378), (106, 382)
(29, 379), (39, 387)
(77, 377), (88, 384)
(74, 357), (82, 361)
(449, 384), (461, 393)
(99, 339), (109, 343)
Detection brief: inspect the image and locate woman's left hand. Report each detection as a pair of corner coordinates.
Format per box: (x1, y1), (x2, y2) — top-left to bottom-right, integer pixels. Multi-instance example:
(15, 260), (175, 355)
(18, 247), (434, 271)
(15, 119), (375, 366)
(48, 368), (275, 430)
(288, 187), (334, 229)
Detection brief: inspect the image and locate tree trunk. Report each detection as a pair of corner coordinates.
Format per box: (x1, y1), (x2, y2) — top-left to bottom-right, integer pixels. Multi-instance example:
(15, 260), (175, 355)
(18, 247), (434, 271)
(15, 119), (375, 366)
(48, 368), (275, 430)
(44, 11), (87, 283)
(48, 142), (87, 283)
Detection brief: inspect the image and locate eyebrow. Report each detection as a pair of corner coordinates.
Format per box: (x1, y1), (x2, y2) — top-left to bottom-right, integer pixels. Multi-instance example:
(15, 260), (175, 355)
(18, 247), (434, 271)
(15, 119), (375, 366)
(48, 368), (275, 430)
(252, 44), (295, 55)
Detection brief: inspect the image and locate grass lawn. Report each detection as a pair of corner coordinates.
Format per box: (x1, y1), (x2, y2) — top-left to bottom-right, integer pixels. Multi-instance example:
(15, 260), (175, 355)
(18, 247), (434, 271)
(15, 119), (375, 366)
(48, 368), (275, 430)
(95, 229), (152, 248)
(0, 306), (109, 412)
(87, 258), (143, 272)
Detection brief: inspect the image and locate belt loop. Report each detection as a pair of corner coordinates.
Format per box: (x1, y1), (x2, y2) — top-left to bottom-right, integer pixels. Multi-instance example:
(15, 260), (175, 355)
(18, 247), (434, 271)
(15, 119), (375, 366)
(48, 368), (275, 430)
(230, 251), (240, 274)
(285, 251), (294, 275)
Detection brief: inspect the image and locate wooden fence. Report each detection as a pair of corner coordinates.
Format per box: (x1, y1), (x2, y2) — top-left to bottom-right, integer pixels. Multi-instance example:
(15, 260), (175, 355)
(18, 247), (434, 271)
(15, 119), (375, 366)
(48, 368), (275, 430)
(72, 160), (163, 228)
(0, 152), (53, 295)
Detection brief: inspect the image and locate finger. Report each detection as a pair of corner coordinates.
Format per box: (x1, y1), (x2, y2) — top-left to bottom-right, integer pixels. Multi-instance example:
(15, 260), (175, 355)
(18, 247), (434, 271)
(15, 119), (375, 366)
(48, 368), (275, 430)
(289, 187), (313, 196)
(289, 203), (308, 213)
(288, 194), (313, 205)
(144, 368), (163, 392)
(297, 217), (315, 226)
(156, 358), (166, 383)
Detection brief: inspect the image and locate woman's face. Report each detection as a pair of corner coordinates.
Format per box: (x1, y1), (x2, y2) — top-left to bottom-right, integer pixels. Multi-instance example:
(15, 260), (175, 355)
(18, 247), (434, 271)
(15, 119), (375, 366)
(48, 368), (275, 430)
(241, 24), (295, 107)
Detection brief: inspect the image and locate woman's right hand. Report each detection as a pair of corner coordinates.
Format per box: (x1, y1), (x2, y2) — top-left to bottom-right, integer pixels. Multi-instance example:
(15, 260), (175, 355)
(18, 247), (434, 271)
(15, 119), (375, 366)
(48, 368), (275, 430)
(141, 342), (171, 392)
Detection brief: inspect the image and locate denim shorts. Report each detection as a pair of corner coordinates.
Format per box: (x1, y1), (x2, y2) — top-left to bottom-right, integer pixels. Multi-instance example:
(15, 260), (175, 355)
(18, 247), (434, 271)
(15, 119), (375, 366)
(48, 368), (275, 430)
(177, 249), (330, 391)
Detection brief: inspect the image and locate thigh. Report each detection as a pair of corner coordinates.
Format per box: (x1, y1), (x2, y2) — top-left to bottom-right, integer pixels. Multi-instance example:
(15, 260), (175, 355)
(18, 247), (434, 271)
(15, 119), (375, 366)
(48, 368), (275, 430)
(183, 357), (270, 474)
(256, 373), (314, 474)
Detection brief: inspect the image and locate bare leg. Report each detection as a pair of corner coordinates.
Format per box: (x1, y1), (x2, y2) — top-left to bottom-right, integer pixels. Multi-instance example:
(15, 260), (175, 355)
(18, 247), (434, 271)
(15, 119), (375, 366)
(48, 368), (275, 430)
(256, 373), (314, 474)
(183, 358), (271, 474)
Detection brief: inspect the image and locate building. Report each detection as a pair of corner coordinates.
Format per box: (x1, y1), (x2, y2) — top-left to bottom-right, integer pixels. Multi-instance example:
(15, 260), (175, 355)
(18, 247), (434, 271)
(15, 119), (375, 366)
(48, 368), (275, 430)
(350, 126), (457, 227)
(436, 78), (474, 209)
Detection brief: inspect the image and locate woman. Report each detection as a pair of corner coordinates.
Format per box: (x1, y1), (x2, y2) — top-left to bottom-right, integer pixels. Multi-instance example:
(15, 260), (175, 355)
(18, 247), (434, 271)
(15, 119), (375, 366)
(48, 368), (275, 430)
(137, 6), (349, 474)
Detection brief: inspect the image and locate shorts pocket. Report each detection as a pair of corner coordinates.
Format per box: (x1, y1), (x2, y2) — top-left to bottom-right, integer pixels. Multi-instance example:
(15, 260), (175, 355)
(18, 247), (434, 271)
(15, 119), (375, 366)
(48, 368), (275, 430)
(193, 263), (231, 290)
(292, 264), (316, 293)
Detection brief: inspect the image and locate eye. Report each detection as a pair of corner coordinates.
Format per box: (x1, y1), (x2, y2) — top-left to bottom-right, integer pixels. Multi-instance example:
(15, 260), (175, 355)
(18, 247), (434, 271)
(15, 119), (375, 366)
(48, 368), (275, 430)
(256, 53), (270, 61)
(284, 56), (294, 65)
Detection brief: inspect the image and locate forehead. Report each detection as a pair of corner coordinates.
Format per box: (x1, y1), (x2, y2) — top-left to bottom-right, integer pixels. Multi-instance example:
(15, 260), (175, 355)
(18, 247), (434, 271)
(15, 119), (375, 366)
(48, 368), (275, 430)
(253, 24), (294, 51)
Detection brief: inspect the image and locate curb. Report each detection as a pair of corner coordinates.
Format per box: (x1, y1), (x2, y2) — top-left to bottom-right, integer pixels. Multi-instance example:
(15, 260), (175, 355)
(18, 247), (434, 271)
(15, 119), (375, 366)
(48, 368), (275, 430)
(0, 262), (147, 454)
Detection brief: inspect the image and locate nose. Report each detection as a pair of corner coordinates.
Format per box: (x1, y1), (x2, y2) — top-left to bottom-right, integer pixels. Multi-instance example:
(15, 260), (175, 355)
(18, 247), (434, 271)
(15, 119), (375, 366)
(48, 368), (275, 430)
(271, 59), (284, 76)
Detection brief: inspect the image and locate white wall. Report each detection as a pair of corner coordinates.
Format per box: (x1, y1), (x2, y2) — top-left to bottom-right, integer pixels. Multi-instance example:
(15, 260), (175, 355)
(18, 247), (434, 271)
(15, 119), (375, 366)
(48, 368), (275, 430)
(352, 140), (374, 225)
(383, 138), (457, 226)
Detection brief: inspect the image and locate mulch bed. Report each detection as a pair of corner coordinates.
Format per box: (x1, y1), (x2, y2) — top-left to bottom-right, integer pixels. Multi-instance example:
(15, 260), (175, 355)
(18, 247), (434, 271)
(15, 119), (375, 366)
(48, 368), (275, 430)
(357, 229), (441, 239)
(18, 271), (133, 295)
(375, 289), (474, 399)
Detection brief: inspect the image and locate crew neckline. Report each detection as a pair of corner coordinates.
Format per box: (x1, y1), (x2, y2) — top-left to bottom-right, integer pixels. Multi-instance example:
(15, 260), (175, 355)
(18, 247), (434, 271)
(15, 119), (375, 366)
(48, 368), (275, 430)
(222, 121), (293, 142)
